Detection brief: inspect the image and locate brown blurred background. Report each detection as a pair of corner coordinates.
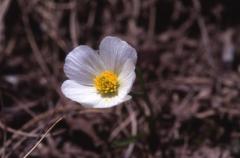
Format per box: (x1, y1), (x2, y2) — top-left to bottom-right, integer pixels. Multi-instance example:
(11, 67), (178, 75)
(1, 0), (240, 157)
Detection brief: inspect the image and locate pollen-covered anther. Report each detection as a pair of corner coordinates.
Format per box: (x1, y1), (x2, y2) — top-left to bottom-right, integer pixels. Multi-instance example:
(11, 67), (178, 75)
(94, 71), (119, 96)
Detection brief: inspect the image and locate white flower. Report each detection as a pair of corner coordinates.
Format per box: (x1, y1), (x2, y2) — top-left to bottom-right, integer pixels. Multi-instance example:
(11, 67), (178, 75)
(61, 36), (137, 108)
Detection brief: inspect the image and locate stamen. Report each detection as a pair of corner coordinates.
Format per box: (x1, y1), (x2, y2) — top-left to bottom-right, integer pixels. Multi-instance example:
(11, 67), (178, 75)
(94, 71), (119, 97)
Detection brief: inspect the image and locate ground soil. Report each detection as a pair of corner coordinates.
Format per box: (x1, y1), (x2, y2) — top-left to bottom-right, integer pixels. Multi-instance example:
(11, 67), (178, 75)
(1, 0), (240, 158)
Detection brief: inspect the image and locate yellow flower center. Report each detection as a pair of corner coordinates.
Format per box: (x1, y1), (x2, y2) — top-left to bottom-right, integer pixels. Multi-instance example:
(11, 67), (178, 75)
(94, 71), (119, 97)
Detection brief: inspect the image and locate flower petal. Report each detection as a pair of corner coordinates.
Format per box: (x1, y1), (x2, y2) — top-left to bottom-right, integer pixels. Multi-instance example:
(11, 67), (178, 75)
(93, 95), (131, 108)
(118, 60), (136, 98)
(123, 95), (132, 102)
(64, 45), (105, 85)
(61, 80), (102, 107)
(99, 36), (137, 73)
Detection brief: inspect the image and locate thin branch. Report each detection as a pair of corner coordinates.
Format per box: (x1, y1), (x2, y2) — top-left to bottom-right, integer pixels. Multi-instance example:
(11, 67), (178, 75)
(23, 117), (63, 158)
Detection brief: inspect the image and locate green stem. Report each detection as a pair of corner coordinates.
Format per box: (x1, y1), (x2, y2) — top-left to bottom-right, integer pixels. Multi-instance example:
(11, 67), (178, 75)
(136, 68), (154, 115)
(136, 68), (158, 152)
